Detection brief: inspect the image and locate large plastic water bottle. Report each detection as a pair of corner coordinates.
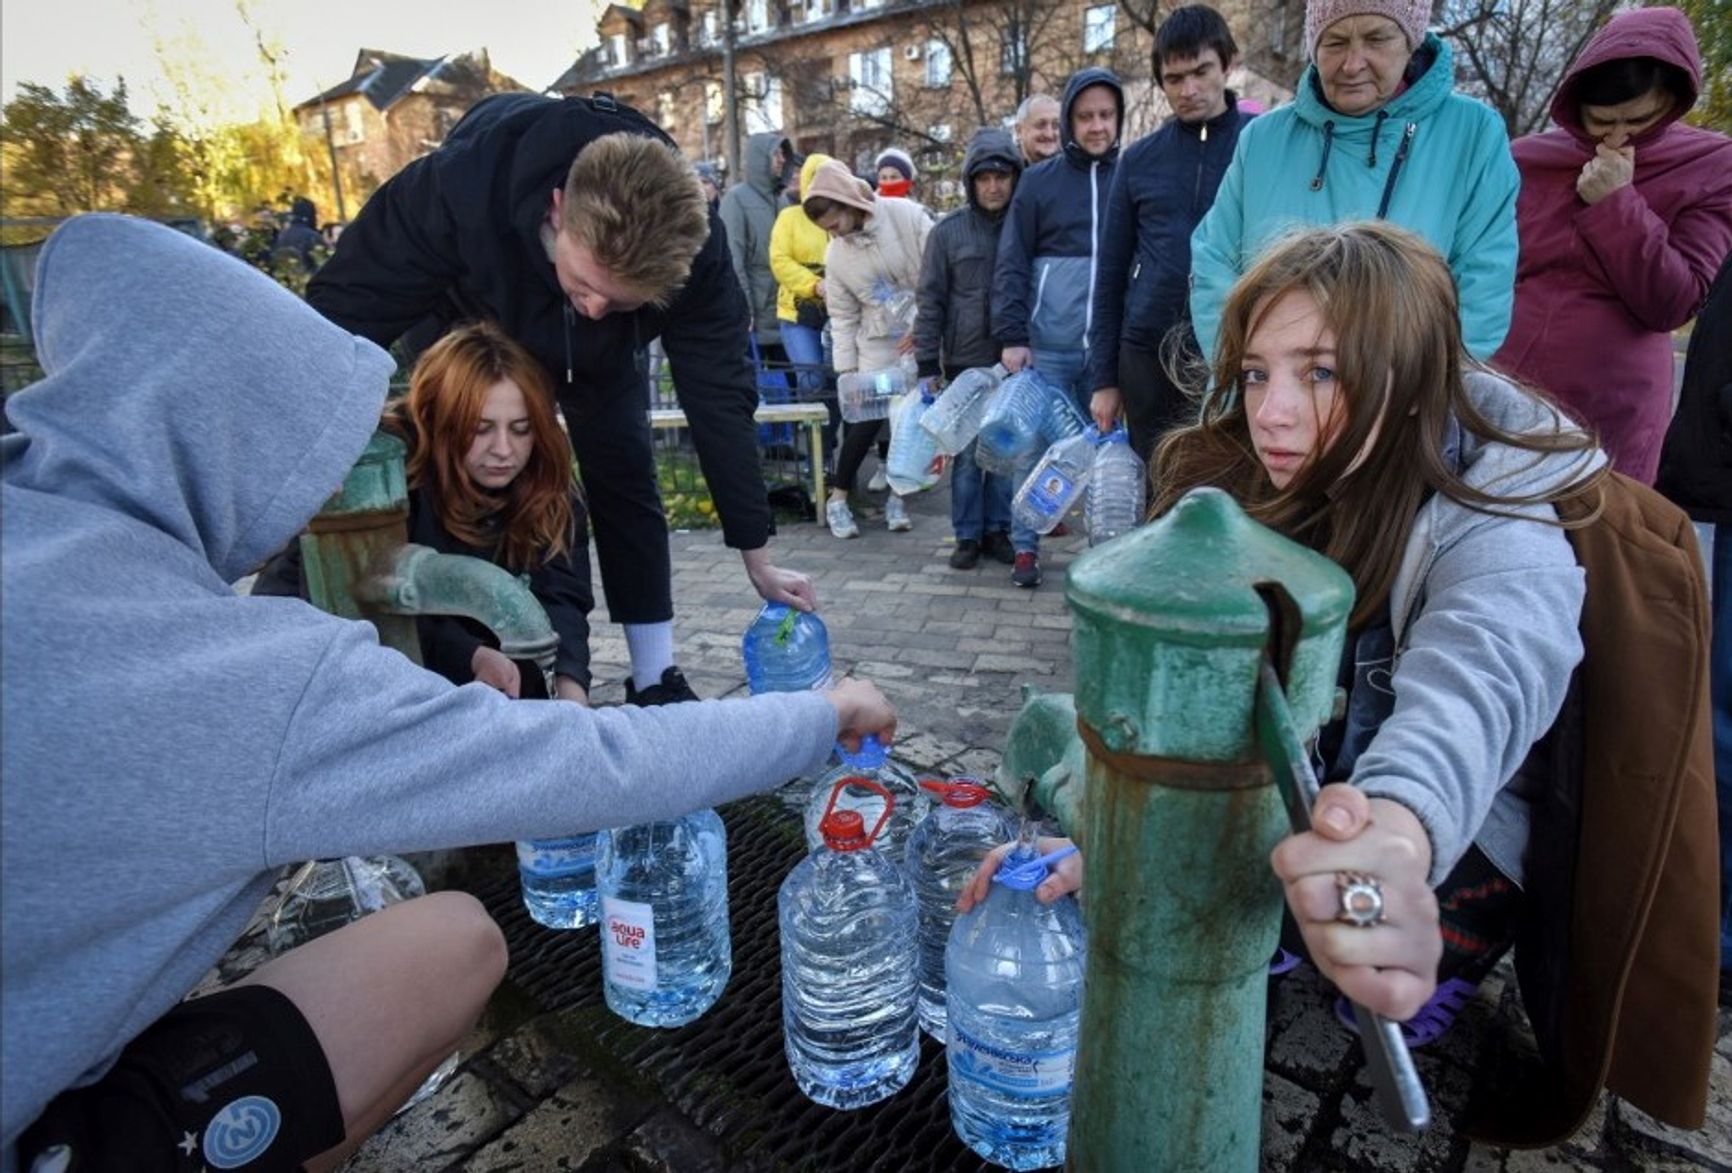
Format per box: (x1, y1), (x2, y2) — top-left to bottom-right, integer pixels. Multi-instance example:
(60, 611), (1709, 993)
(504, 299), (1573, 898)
(838, 357), (917, 423)
(904, 779), (1016, 1040)
(921, 364), (1007, 455)
(946, 836), (1087, 1170)
(803, 735), (930, 863)
(884, 384), (943, 495)
(1041, 386), (1090, 444)
(779, 778), (920, 1108)
(1012, 428), (1097, 536)
(976, 369), (1058, 476)
(266, 855), (424, 954)
(596, 809), (731, 1028)
(742, 602), (833, 694)
(515, 834), (600, 928)
(1086, 426), (1147, 546)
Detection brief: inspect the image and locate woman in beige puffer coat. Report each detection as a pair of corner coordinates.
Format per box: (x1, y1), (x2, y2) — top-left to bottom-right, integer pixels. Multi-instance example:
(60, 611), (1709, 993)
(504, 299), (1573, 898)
(803, 159), (933, 538)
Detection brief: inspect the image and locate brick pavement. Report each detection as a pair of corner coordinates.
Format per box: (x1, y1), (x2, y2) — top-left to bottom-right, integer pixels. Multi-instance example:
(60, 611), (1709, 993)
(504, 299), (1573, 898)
(238, 481), (1727, 1172)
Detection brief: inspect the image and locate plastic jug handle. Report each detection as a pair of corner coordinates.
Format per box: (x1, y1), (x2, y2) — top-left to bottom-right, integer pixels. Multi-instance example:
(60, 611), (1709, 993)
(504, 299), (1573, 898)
(820, 775), (896, 848)
(993, 843), (1079, 888)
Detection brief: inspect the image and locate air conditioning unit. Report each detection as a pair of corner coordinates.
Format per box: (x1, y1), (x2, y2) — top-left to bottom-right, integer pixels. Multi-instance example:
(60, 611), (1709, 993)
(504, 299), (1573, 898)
(904, 43), (922, 61)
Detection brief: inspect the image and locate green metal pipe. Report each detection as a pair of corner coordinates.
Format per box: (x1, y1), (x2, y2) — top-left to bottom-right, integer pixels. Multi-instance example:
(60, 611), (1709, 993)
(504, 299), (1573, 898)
(356, 542), (558, 669)
(1061, 488), (1353, 1171)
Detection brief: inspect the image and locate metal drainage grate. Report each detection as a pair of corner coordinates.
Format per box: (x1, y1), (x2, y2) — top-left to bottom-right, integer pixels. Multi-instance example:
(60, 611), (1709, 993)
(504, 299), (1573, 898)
(480, 794), (1041, 1172)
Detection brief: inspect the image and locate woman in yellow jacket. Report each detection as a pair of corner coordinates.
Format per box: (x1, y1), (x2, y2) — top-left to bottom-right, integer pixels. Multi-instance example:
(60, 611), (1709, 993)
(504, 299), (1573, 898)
(769, 153), (834, 399)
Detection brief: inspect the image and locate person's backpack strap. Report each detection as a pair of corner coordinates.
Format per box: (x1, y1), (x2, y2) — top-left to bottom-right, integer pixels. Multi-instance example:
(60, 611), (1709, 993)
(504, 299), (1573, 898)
(1478, 473), (1717, 1146)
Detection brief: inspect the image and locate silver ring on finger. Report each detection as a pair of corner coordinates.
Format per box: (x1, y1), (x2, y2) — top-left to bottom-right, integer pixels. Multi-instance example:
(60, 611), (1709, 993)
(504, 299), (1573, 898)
(1335, 872), (1386, 928)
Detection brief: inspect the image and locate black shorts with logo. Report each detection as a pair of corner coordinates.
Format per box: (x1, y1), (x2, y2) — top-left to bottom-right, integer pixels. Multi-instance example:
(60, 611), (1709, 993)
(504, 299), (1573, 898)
(18, 984), (344, 1172)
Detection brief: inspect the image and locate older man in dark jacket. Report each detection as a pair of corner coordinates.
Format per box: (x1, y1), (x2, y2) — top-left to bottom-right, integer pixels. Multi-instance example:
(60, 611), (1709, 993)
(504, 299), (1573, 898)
(1087, 5), (1254, 459)
(307, 93), (811, 706)
(914, 128), (1023, 570)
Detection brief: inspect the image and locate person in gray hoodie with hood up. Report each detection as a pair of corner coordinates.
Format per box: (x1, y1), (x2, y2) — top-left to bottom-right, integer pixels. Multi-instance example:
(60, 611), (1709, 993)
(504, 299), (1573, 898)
(0, 214), (894, 1172)
(719, 132), (795, 352)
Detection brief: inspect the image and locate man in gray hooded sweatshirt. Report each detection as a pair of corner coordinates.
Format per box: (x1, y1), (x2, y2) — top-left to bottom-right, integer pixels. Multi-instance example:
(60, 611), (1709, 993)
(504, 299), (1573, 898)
(0, 214), (893, 1172)
(719, 132), (794, 353)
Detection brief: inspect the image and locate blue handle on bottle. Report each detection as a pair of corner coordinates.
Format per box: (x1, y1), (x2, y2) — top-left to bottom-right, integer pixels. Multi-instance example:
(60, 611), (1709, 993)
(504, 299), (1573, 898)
(993, 843), (1079, 891)
(836, 732), (888, 769)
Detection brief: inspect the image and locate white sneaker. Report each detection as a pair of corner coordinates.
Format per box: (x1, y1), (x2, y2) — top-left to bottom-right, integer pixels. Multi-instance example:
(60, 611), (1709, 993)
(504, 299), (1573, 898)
(867, 466), (890, 492)
(827, 499), (860, 539)
(885, 495), (912, 532)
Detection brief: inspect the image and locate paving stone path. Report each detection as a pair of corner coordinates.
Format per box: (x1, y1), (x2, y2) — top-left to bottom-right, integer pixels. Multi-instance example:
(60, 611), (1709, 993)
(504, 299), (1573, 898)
(231, 482), (1728, 1172)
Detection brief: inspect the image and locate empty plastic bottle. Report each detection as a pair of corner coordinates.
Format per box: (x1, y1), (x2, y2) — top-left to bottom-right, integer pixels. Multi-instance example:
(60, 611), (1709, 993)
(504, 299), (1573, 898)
(976, 369), (1058, 477)
(885, 384), (943, 495)
(779, 778), (920, 1109)
(1012, 428), (1097, 536)
(516, 834), (600, 928)
(266, 855), (424, 954)
(838, 357), (917, 424)
(596, 809), (731, 1028)
(946, 835), (1087, 1171)
(267, 855), (458, 1108)
(1086, 426), (1146, 546)
(904, 778), (1016, 1040)
(742, 602), (833, 694)
(803, 735), (929, 863)
(920, 364), (1007, 455)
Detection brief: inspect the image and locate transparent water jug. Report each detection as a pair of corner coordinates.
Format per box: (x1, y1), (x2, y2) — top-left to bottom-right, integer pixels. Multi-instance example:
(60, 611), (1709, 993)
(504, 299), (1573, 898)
(1011, 428), (1096, 536)
(885, 384), (943, 495)
(946, 835), (1086, 1170)
(904, 779), (1016, 1039)
(779, 778), (920, 1108)
(1086, 425), (1146, 546)
(597, 809), (731, 1028)
(921, 364), (1006, 455)
(839, 356), (917, 424)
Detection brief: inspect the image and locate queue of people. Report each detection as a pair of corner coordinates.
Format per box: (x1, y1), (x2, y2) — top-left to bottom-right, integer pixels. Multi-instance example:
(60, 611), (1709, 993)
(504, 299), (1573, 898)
(3, 0), (1729, 1167)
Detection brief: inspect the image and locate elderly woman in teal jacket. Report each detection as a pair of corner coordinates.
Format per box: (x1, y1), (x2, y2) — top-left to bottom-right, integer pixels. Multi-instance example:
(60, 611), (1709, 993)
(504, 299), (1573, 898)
(1189, 0), (1519, 364)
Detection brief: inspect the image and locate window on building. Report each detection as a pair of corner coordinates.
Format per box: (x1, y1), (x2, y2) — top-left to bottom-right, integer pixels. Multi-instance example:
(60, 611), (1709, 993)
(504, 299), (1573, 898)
(1084, 6), (1116, 54)
(1000, 31), (1027, 76)
(705, 80), (725, 124)
(798, 0), (829, 22)
(607, 32), (630, 67)
(700, 10), (720, 46)
(651, 22), (672, 55)
(342, 100), (365, 143)
(849, 47), (892, 116)
(746, 0), (771, 33)
(924, 39), (952, 87)
(743, 72), (785, 133)
(658, 90), (678, 127)
(857, 0), (885, 9)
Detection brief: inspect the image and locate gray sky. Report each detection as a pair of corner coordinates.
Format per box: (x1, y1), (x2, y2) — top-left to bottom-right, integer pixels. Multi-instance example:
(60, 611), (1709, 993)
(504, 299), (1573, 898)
(1, 0), (601, 124)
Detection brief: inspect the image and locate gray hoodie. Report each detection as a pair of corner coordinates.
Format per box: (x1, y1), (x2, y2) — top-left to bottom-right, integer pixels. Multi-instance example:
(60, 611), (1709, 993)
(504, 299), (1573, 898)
(0, 215), (837, 1154)
(1356, 371), (1604, 887)
(717, 132), (789, 345)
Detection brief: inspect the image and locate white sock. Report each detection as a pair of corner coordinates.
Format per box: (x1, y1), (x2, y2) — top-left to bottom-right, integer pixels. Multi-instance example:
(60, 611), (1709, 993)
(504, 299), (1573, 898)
(624, 621), (676, 691)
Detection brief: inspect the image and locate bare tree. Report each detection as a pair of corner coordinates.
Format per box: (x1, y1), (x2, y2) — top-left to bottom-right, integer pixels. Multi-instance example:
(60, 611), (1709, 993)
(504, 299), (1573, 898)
(1438, 0), (1620, 138)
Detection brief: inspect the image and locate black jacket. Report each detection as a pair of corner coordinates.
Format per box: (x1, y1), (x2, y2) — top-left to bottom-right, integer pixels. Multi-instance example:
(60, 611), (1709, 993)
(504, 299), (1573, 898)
(914, 128), (1023, 379)
(1086, 94), (1254, 393)
(306, 92), (770, 550)
(1656, 251), (1732, 524)
(253, 486), (595, 692)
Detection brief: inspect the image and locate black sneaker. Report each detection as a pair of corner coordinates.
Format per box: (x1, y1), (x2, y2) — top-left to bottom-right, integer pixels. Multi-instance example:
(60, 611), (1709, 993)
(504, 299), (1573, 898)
(625, 666), (701, 706)
(1011, 552), (1042, 588)
(980, 531), (1017, 565)
(949, 539), (982, 570)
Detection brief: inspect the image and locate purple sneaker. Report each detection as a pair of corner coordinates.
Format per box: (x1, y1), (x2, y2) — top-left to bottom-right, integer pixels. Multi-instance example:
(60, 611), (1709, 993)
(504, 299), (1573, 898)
(1334, 976), (1479, 1048)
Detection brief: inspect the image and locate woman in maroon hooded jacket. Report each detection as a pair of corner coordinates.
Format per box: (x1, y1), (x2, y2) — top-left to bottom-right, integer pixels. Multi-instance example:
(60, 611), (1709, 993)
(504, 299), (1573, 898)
(1494, 6), (1732, 484)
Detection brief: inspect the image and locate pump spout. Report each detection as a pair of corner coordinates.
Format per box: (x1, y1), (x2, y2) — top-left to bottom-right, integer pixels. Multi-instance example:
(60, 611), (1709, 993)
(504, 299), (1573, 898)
(356, 543), (560, 670)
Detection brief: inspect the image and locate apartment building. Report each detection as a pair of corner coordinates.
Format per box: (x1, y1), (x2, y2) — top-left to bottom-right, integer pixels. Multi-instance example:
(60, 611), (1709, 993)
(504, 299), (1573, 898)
(550, 0), (1300, 200)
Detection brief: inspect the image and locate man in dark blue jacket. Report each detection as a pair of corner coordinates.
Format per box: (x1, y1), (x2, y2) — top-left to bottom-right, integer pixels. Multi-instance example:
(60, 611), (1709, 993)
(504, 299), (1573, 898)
(992, 67), (1123, 587)
(1088, 5), (1254, 461)
(913, 127), (1023, 570)
(308, 93), (813, 705)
